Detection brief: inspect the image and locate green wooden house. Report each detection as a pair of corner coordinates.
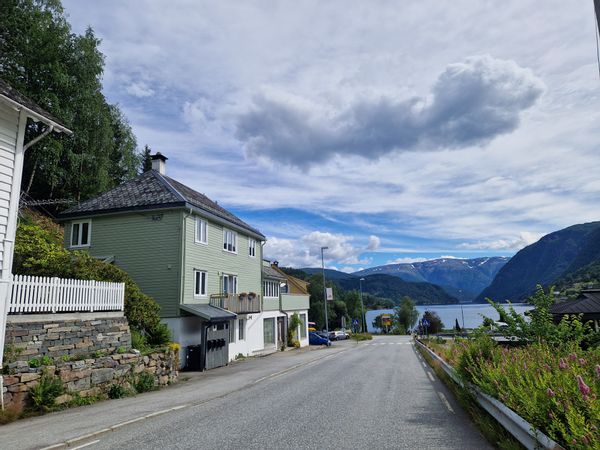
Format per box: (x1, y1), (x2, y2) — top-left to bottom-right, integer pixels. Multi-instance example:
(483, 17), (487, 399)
(59, 154), (308, 370)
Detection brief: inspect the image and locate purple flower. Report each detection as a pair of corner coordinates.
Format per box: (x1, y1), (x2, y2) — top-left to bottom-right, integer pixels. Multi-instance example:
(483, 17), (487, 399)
(577, 375), (591, 398)
(546, 388), (555, 397)
(595, 365), (600, 380)
(569, 353), (577, 361)
(582, 436), (589, 445)
(578, 358), (586, 366)
(559, 358), (568, 370)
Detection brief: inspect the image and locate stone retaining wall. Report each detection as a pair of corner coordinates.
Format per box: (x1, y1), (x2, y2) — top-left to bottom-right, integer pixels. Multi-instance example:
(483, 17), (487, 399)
(2, 350), (179, 411)
(4, 316), (131, 361)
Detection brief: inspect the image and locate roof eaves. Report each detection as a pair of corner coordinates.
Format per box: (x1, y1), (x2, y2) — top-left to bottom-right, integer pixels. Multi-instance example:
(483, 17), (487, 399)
(186, 202), (266, 240)
(57, 202), (187, 221)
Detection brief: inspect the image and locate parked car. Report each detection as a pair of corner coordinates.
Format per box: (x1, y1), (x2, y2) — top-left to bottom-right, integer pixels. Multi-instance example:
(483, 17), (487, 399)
(309, 331), (331, 346)
(333, 330), (349, 340)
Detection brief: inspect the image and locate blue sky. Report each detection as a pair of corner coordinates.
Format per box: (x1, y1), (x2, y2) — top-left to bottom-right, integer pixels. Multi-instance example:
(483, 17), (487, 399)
(62, 1), (600, 271)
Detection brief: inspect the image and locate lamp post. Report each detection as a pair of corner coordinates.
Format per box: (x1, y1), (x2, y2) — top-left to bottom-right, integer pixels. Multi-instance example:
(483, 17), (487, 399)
(359, 277), (366, 333)
(321, 246), (329, 335)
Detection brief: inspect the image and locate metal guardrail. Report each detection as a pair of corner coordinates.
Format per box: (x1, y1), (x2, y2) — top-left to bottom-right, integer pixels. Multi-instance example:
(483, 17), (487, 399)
(415, 340), (565, 450)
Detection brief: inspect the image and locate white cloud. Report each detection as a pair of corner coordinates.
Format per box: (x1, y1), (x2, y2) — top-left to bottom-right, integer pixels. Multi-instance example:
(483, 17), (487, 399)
(126, 81), (154, 98)
(263, 231), (379, 267)
(458, 232), (543, 250)
(386, 257), (428, 264)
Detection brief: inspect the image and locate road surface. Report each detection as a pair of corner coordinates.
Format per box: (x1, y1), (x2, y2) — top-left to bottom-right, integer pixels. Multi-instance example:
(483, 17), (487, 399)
(83, 335), (491, 449)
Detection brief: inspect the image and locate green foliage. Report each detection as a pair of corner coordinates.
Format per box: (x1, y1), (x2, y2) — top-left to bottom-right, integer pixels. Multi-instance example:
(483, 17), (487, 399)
(0, 0), (141, 202)
(29, 372), (64, 411)
(131, 329), (149, 352)
(14, 211), (169, 345)
(421, 310), (444, 334)
(93, 350), (107, 358)
(287, 313), (303, 346)
(134, 371), (155, 393)
(484, 285), (592, 347)
(395, 297), (419, 333)
(117, 346), (127, 354)
(141, 144), (153, 172)
(352, 332), (373, 341)
(146, 323), (171, 347)
(107, 383), (131, 399)
(28, 355), (53, 368)
(67, 392), (104, 407)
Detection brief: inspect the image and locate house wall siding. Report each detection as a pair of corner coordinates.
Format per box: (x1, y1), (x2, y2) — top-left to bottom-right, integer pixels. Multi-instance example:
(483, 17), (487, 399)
(0, 101), (19, 271)
(64, 210), (183, 317)
(182, 213), (262, 304)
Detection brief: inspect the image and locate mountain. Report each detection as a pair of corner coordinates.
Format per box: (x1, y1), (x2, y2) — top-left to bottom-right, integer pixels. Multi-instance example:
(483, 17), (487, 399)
(477, 221), (600, 302)
(353, 257), (509, 302)
(336, 274), (458, 305)
(298, 267), (458, 305)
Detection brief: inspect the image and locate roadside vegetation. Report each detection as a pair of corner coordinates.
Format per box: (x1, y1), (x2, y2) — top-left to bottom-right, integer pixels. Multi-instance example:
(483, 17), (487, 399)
(420, 286), (600, 449)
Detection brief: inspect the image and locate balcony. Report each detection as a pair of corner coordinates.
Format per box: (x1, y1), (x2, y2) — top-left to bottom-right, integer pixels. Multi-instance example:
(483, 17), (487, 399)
(209, 293), (261, 314)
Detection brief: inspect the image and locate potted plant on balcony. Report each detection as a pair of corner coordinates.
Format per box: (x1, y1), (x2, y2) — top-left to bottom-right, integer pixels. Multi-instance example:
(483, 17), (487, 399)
(248, 292), (257, 300)
(239, 292), (248, 300)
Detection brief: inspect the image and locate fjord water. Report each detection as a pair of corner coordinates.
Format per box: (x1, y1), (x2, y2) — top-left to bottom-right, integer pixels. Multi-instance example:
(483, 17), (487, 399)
(365, 303), (534, 332)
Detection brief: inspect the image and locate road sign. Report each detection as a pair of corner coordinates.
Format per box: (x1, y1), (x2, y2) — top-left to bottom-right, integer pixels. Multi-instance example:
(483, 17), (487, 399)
(352, 318), (359, 327)
(422, 318), (430, 327)
(325, 287), (333, 301)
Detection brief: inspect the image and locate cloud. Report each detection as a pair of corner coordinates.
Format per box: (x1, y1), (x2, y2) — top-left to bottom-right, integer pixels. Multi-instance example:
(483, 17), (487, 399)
(236, 55), (544, 168)
(264, 231), (379, 267)
(458, 231), (542, 250)
(126, 81), (154, 98)
(386, 257), (428, 264)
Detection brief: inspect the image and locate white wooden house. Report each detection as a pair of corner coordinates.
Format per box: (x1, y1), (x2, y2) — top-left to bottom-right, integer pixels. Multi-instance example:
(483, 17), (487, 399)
(0, 80), (72, 375)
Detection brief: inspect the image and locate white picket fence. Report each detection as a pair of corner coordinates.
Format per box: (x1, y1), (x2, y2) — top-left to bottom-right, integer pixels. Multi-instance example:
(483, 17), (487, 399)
(9, 274), (125, 314)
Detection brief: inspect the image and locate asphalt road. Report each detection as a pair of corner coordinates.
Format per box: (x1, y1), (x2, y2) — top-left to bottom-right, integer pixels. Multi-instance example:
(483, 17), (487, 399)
(85, 336), (491, 450)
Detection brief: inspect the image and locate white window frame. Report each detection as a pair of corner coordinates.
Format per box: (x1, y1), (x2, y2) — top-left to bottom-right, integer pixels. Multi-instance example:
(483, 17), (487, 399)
(194, 270), (207, 297)
(222, 273), (238, 294)
(195, 218), (208, 244)
(263, 280), (280, 298)
(70, 220), (91, 248)
(223, 229), (237, 253)
(248, 238), (256, 258)
(238, 318), (245, 341)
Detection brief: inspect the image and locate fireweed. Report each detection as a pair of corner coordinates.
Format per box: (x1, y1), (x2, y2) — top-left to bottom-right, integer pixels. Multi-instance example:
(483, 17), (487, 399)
(424, 337), (600, 450)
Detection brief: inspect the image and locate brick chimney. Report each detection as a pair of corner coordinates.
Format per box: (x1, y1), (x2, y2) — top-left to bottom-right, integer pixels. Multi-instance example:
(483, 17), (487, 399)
(151, 152), (167, 175)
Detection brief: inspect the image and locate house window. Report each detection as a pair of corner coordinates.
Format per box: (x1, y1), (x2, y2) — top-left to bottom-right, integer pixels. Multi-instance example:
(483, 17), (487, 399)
(195, 218), (207, 244)
(300, 313), (307, 339)
(194, 270), (207, 297)
(223, 274), (238, 294)
(263, 318), (275, 346)
(263, 280), (280, 298)
(248, 238), (256, 257)
(238, 318), (245, 340)
(70, 220), (91, 247)
(223, 229), (237, 253)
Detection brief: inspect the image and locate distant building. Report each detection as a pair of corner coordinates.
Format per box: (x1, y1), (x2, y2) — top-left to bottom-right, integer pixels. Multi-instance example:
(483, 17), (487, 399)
(550, 289), (600, 331)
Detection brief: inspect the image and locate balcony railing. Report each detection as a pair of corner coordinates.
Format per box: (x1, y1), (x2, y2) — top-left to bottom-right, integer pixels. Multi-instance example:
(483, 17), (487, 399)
(209, 293), (261, 314)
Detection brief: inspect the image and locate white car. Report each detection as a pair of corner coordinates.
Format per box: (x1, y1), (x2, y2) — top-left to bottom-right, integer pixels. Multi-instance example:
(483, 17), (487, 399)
(333, 330), (349, 340)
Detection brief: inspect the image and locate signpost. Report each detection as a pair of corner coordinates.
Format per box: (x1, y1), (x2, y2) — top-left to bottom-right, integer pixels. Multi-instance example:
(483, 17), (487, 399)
(325, 287), (333, 301)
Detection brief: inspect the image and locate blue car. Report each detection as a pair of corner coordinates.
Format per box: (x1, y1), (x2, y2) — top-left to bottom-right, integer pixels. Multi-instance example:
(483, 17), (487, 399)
(309, 331), (331, 346)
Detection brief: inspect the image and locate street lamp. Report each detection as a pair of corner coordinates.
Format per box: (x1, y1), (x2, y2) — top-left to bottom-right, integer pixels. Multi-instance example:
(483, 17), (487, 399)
(321, 246), (329, 335)
(359, 277), (366, 333)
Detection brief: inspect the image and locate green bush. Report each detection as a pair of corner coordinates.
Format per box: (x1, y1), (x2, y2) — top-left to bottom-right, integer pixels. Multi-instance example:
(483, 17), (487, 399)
(353, 333), (373, 341)
(29, 373), (64, 411)
(131, 329), (149, 352)
(28, 355), (52, 368)
(134, 371), (155, 393)
(107, 383), (130, 399)
(146, 323), (171, 347)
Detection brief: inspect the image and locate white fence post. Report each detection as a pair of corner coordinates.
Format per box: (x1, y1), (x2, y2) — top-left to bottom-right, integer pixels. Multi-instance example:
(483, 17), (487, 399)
(8, 275), (124, 314)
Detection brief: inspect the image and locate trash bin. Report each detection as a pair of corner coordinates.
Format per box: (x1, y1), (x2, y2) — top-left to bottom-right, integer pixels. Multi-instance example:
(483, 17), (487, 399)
(186, 344), (202, 371)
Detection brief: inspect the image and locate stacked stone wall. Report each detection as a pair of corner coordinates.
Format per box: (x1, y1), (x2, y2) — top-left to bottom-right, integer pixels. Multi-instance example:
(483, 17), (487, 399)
(4, 317), (131, 361)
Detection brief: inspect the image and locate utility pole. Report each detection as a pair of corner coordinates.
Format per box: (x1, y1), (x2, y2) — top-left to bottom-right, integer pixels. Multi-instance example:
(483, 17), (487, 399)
(321, 246), (329, 335)
(359, 277), (366, 333)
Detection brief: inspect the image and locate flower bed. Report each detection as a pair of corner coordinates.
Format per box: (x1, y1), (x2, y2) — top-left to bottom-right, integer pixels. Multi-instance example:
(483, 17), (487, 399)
(421, 338), (600, 449)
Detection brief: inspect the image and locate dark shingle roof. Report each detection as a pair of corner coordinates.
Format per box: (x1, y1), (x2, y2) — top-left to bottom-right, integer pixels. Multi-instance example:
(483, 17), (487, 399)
(60, 170), (264, 238)
(0, 79), (71, 134)
(550, 290), (600, 315)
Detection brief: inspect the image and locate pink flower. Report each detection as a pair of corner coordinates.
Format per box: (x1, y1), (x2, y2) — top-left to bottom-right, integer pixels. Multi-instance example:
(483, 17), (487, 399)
(543, 364), (551, 371)
(559, 358), (568, 370)
(595, 365), (600, 380)
(546, 388), (555, 397)
(569, 353), (577, 361)
(578, 358), (586, 366)
(577, 375), (591, 398)
(582, 436), (589, 445)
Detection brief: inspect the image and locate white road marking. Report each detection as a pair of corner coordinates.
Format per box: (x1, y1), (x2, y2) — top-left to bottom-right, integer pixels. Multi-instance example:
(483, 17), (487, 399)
(427, 372), (435, 382)
(437, 391), (455, 413)
(71, 440), (100, 450)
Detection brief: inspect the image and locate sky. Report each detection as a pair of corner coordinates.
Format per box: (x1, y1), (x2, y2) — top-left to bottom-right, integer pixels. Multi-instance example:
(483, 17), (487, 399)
(62, 0), (600, 272)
